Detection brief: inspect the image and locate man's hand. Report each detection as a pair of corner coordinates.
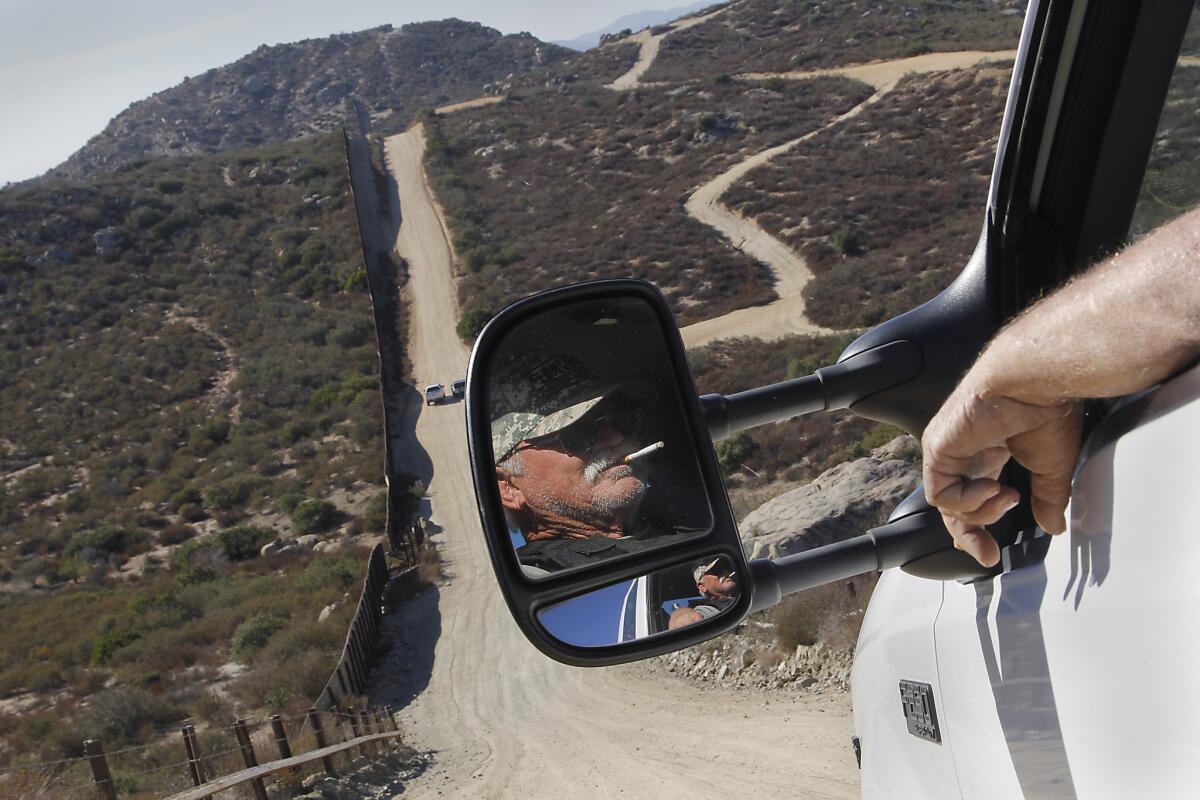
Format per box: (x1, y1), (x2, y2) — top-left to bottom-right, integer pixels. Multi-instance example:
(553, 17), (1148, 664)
(922, 374), (1083, 567)
(921, 206), (1199, 567)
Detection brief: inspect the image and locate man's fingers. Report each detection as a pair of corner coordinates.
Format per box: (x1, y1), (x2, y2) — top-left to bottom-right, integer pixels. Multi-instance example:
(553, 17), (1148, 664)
(949, 488), (1020, 526)
(927, 475), (1007, 515)
(943, 515), (1001, 567)
(1031, 485), (1070, 534)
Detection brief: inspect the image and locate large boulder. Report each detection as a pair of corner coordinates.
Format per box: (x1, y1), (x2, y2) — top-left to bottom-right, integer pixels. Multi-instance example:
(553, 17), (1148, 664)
(739, 436), (920, 560)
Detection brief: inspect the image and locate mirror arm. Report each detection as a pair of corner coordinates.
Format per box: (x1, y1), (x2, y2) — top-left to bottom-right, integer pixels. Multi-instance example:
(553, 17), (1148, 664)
(700, 340), (923, 441)
(748, 508), (950, 613)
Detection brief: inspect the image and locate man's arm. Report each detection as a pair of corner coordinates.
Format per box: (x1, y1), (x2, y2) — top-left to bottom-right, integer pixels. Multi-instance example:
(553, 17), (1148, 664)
(923, 207), (1200, 567)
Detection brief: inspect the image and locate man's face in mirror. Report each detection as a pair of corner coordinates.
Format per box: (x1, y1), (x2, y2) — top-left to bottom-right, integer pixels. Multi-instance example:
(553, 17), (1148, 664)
(697, 569), (737, 602)
(497, 410), (646, 540)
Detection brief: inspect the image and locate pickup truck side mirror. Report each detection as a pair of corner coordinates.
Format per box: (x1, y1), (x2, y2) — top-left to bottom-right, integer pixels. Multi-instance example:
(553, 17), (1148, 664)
(465, 279), (991, 666)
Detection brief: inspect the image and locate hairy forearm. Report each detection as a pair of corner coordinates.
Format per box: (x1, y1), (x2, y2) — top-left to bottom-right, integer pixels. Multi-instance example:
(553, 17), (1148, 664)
(969, 207), (1200, 404)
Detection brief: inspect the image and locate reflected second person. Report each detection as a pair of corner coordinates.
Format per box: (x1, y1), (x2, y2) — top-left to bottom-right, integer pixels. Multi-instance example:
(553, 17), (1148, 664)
(491, 354), (677, 574)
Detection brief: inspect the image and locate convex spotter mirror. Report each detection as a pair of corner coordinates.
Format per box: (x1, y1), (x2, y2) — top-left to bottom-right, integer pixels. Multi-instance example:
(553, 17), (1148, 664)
(466, 281), (751, 665)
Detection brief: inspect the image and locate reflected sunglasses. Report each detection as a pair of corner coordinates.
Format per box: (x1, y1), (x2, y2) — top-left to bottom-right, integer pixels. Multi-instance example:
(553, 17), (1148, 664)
(514, 407), (641, 458)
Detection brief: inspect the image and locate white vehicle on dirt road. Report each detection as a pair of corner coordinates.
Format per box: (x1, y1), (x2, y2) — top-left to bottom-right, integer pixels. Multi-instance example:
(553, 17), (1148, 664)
(463, 1), (1200, 797)
(423, 383), (444, 406)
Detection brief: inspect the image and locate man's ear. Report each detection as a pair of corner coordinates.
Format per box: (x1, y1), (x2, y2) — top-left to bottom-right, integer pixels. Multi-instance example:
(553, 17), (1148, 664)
(496, 469), (527, 512)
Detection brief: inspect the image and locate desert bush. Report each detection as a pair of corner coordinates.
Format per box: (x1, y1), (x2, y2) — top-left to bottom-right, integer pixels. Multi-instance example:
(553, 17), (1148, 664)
(291, 499), (338, 534)
(217, 524), (275, 561)
(178, 502), (207, 522)
(153, 177), (184, 194)
(231, 611), (289, 658)
(157, 523), (196, 546)
(201, 475), (265, 511)
(64, 525), (144, 562)
(771, 573), (878, 653)
(79, 686), (185, 744)
(362, 491), (388, 532)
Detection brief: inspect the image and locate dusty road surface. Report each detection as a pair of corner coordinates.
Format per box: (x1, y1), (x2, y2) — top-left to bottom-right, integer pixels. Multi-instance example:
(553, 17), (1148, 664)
(371, 125), (860, 799)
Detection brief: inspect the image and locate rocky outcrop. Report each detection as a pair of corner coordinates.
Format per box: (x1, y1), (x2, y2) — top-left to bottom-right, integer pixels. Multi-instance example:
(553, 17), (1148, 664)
(49, 20), (572, 180)
(644, 633), (855, 692)
(290, 746), (428, 799)
(739, 435), (921, 559)
(641, 437), (921, 692)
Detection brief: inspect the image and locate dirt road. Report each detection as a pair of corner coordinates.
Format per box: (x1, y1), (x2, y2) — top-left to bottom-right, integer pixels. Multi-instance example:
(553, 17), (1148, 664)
(679, 49), (1018, 347)
(606, 8), (728, 91)
(369, 125), (859, 799)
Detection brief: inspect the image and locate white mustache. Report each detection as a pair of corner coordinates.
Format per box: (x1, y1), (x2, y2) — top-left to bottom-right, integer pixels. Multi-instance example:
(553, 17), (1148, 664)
(584, 455), (620, 484)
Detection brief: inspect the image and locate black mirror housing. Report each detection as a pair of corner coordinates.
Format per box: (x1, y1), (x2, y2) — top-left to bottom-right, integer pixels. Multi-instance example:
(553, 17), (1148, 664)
(465, 279), (752, 666)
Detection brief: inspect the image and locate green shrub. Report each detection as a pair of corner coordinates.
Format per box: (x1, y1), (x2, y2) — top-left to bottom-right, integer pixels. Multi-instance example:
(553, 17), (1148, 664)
(291, 499), (338, 534)
(178, 503), (207, 522)
(158, 523), (196, 546)
(80, 686), (184, 743)
(129, 206), (166, 229)
(274, 491), (306, 514)
(175, 563), (217, 586)
(91, 628), (142, 666)
(171, 487), (203, 510)
(309, 374), (376, 409)
(456, 308), (492, 341)
(362, 491), (388, 532)
(217, 525), (275, 561)
(201, 476), (265, 511)
(278, 419), (315, 446)
(231, 611), (289, 658)
(342, 268), (368, 293)
(715, 432), (758, 473)
(153, 178), (184, 194)
(65, 525), (140, 561)
(331, 319), (373, 349)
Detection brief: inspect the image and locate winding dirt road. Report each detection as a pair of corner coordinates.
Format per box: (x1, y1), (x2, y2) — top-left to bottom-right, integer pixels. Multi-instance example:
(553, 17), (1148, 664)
(369, 126), (859, 799)
(679, 49), (1017, 347)
(606, 8), (729, 91)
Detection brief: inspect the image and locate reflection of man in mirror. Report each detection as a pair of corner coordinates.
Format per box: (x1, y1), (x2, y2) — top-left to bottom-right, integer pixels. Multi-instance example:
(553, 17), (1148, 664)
(493, 354), (668, 572)
(667, 558), (739, 630)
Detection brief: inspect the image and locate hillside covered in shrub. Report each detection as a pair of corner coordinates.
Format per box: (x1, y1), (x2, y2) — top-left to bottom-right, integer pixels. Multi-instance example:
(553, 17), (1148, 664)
(645, 0), (1024, 80)
(1, 133), (390, 588)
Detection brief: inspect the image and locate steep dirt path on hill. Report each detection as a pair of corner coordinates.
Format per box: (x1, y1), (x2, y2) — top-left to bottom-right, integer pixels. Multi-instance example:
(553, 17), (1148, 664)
(165, 305), (242, 422)
(606, 8), (728, 91)
(370, 125), (859, 799)
(679, 49), (1018, 348)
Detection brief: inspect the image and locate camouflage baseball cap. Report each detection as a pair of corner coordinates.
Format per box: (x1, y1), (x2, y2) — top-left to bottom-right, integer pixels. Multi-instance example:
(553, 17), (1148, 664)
(693, 558), (722, 583)
(490, 353), (634, 464)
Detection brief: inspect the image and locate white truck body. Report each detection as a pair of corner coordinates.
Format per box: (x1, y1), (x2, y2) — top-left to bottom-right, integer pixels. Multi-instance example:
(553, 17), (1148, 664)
(853, 363), (1200, 798)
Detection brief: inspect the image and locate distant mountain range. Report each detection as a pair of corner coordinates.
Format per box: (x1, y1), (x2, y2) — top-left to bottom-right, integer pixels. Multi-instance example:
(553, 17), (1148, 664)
(551, 2), (714, 50)
(50, 19), (571, 180)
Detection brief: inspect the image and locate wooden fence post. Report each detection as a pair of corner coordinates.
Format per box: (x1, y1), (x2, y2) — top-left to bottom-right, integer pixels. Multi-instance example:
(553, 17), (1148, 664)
(347, 707), (364, 758)
(269, 714), (293, 760)
(307, 708), (338, 777)
(83, 740), (117, 800)
(363, 708), (382, 754)
(373, 709), (391, 752)
(181, 724), (206, 786)
(232, 719), (269, 800)
(384, 705), (399, 732)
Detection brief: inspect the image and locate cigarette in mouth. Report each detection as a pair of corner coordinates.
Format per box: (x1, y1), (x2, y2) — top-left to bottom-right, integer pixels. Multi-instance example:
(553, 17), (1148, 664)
(624, 441), (665, 463)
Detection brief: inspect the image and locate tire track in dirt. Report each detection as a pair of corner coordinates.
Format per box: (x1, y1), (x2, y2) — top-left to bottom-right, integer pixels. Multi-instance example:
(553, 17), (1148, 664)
(679, 50), (1018, 348)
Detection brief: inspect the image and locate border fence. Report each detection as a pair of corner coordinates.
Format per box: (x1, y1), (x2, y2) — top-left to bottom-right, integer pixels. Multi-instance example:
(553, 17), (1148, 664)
(0, 542), (407, 799)
(0, 706), (403, 800)
(315, 544), (388, 709)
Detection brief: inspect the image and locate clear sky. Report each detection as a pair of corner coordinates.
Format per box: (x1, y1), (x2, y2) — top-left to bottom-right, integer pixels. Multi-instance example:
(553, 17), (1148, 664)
(0, 0), (681, 186)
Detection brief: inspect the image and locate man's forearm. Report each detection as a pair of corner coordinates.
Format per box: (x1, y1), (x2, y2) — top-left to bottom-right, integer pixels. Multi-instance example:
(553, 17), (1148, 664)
(971, 206), (1200, 405)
